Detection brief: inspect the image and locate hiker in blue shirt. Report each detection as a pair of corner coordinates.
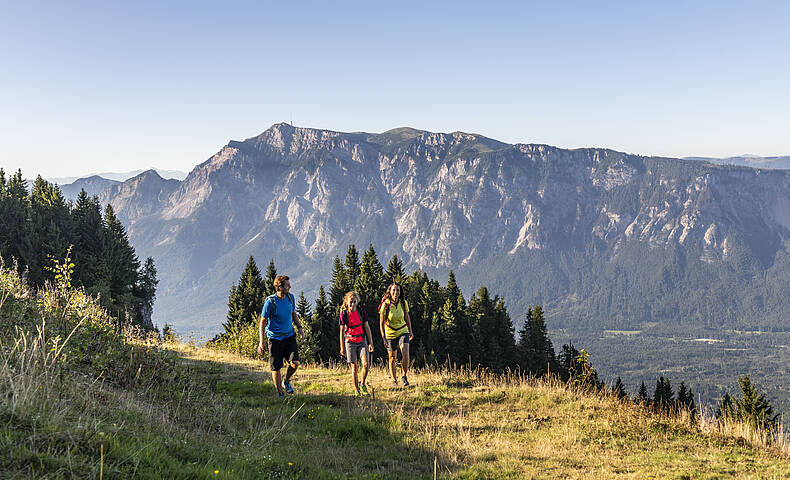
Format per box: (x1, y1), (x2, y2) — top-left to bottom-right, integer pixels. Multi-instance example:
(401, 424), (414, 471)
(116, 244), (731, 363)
(257, 275), (304, 398)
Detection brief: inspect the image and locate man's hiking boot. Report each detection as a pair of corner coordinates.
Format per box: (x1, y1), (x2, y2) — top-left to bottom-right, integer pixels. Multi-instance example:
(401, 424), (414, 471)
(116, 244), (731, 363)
(392, 378), (399, 387)
(401, 376), (409, 386)
(276, 391), (286, 399)
(283, 380), (295, 394)
(360, 384), (369, 396)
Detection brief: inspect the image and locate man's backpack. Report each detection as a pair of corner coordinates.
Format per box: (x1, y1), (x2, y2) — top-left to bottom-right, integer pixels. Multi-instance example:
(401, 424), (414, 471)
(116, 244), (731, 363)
(266, 292), (295, 320)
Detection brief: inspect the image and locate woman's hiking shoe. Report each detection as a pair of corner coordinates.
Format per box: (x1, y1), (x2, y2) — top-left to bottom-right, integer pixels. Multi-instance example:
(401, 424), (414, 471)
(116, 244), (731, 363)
(354, 390), (362, 397)
(392, 378), (399, 387)
(360, 384), (370, 396)
(283, 380), (295, 394)
(401, 376), (409, 386)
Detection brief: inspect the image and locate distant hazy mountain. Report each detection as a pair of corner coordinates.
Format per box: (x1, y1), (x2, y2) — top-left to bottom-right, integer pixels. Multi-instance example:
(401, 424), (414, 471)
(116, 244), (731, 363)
(686, 155), (790, 170)
(50, 168), (188, 186)
(59, 176), (121, 201)
(98, 124), (790, 341)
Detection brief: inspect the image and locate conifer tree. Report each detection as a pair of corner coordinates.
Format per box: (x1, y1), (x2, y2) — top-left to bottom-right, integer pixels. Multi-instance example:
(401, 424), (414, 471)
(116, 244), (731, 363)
(223, 256), (265, 332)
(296, 290), (320, 363)
(28, 176), (70, 286)
(103, 204), (140, 319)
(344, 244), (361, 288)
(263, 259), (277, 297)
(519, 305), (557, 376)
(612, 377), (627, 400)
(517, 307), (536, 372)
(558, 343), (581, 381)
(134, 257), (158, 326)
(637, 381), (650, 405)
(653, 376), (674, 412)
(71, 190), (109, 299)
(717, 376), (778, 430)
(494, 297), (517, 371)
(385, 254), (406, 285)
(0, 170), (31, 269)
(313, 286), (338, 361)
(329, 255), (348, 322)
(355, 244), (385, 317)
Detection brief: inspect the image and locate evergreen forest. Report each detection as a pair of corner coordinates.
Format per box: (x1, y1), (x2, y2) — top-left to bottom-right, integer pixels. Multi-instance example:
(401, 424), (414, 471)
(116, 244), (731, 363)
(0, 169), (157, 327)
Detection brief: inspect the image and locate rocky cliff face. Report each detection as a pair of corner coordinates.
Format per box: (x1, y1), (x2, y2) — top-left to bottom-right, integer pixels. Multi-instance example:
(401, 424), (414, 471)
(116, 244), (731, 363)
(101, 124), (790, 335)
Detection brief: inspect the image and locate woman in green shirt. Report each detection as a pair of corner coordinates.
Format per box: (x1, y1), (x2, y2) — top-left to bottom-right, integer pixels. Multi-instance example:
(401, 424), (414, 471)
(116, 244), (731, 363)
(379, 283), (414, 386)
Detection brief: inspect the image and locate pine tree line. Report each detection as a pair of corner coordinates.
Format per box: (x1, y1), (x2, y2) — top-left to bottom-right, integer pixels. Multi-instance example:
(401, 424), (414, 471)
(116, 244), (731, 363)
(217, 243), (593, 378)
(0, 170), (157, 327)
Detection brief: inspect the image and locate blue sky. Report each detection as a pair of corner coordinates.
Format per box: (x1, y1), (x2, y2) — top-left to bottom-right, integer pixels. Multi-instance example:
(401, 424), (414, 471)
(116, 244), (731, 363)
(1, 1), (788, 178)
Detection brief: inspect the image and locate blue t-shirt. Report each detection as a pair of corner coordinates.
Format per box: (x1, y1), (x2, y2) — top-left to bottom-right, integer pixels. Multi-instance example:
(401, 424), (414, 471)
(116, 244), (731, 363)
(262, 293), (295, 340)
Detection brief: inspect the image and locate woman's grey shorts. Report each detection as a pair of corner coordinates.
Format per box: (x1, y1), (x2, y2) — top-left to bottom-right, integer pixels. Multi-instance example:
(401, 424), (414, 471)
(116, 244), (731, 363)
(385, 333), (410, 352)
(345, 339), (368, 364)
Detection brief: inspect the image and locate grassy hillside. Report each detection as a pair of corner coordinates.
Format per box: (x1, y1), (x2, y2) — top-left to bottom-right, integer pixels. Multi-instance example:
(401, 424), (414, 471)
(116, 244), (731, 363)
(2, 266), (789, 479)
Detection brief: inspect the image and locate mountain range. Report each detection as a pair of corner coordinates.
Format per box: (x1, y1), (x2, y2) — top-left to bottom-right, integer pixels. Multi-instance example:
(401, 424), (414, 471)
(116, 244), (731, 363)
(684, 155), (790, 170)
(92, 124), (790, 343)
(51, 168), (187, 188)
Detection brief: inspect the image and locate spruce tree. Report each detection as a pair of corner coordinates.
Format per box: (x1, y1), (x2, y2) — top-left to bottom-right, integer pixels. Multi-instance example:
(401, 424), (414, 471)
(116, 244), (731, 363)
(297, 291), (320, 363)
(329, 255), (348, 318)
(344, 244), (361, 288)
(28, 176), (70, 286)
(263, 259), (277, 297)
(71, 190), (109, 301)
(103, 204), (140, 319)
(637, 381), (650, 405)
(313, 286), (338, 361)
(134, 257), (158, 326)
(355, 244), (385, 317)
(223, 256), (264, 332)
(719, 376), (779, 430)
(612, 377), (627, 400)
(525, 305), (556, 376)
(385, 254), (406, 285)
(0, 170), (31, 270)
(467, 286), (497, 368)
(517, 307), (533, 372)
(653, 376), (674, 412)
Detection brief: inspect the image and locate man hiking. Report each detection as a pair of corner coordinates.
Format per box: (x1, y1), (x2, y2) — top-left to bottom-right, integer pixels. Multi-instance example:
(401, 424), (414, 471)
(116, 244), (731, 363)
(258, 275), (304, 398)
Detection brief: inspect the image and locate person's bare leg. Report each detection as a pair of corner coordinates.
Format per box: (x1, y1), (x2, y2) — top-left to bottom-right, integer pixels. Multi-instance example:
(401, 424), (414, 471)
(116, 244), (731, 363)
(285, 361), (299, 382)
(388, 350), (398, 380)
(272, 370), (283, 394)
(360, 353), (369, 386)
(401, 343), (410, 378)
(351, 361), (359, 392)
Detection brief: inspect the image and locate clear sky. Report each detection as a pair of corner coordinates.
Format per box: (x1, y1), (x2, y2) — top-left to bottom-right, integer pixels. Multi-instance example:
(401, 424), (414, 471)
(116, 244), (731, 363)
(2, 1), (788, 178)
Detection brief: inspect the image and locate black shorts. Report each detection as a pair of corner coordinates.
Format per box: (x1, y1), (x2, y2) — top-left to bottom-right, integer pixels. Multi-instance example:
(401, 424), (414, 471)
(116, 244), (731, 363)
(268, 334), (299, 371)
(385, 333), (410, 352)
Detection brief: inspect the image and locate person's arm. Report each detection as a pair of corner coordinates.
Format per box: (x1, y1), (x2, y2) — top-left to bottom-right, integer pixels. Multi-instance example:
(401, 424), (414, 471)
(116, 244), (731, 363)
(292, 310), (303, 338)
(404, 309), (414, 340)
(340, 324), (346, 356)
(363, 322), (375, 353)
(379, 308), (386, 340)
(257, 313), (267, 355)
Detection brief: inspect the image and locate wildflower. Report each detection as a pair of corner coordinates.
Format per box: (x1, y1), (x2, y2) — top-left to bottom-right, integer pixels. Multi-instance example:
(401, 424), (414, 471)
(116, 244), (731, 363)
(288, 462), (293, 466)
(214, 470), (219, 475)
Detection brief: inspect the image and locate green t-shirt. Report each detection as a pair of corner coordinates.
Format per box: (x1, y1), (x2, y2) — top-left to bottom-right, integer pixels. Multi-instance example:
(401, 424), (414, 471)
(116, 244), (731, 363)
(379, 299), (409, 339)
